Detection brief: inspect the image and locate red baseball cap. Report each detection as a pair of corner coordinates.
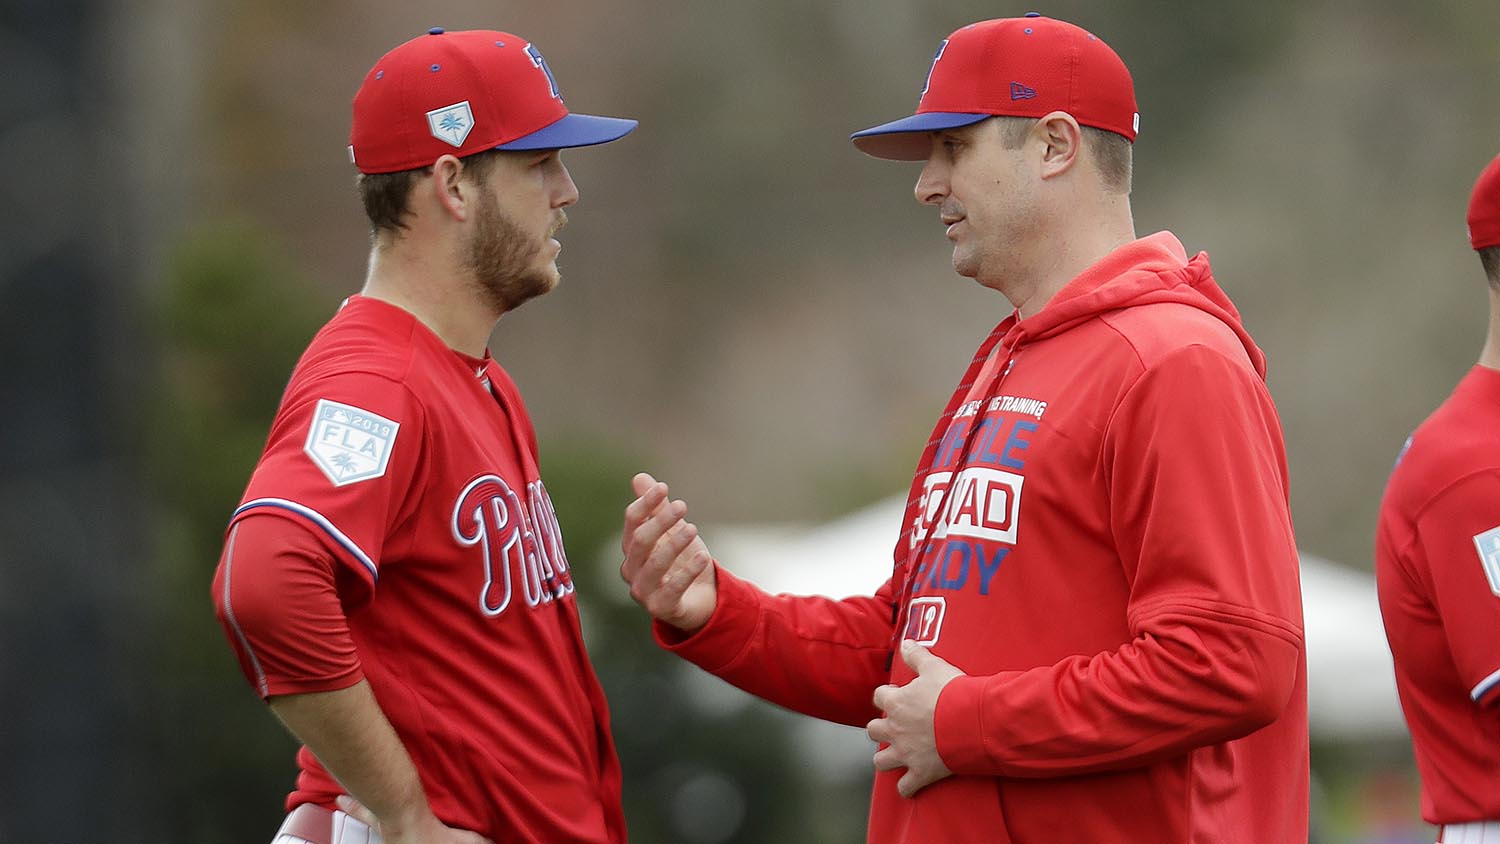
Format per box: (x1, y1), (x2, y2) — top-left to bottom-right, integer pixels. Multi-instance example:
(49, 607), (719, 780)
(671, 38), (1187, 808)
(349, 28), (637, 174)
(851, 14), (1138, 161)
(1468, 154), (1500, 250)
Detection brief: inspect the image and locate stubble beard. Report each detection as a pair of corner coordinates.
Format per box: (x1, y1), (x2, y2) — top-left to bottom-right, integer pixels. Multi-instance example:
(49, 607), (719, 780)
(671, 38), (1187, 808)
(962, 203), (1043, 291)
(465, 185), (561, 314)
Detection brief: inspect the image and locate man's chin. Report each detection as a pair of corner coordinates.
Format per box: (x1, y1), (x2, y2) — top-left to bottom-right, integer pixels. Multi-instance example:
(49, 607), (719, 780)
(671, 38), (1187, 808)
(478, 265), (559, 314)
(538, 262), (561, 292)
(519, 256), (561, 290)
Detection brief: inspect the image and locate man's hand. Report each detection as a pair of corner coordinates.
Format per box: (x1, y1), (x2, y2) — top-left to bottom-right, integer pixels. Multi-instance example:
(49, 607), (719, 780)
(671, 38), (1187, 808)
(867, 640), (965, 798)
(269, 683), (490, 844)
(619, 472), (717, 633)
(335, 795), (493, 844)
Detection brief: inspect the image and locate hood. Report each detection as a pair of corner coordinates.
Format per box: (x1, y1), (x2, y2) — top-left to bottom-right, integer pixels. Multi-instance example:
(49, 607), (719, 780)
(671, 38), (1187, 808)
(1007, 231), (1267, 379)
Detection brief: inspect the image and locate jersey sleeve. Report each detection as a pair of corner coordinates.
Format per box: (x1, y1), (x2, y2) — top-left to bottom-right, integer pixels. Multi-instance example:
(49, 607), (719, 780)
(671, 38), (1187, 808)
(211, 513), (363, 698)
(934, 344), (1305, 777)
(230, 371), (425, 593)
(655, 565), (897, 727)
(1414, 471), (1500, 705)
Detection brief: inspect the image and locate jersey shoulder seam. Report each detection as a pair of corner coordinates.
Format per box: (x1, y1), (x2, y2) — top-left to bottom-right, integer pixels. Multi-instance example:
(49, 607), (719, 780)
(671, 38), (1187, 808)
(1408, 466), (1500, 527)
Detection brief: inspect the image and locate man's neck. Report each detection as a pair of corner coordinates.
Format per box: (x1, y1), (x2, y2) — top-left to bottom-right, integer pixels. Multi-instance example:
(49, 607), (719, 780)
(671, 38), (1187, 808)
(361, 244), (499, 358)
(1479, 286), (1500, 371)
(1011, 202), (1136, 319)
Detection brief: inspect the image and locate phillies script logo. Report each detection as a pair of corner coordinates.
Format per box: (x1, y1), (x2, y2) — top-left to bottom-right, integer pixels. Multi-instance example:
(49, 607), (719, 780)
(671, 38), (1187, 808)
(451, 475), (574, 616)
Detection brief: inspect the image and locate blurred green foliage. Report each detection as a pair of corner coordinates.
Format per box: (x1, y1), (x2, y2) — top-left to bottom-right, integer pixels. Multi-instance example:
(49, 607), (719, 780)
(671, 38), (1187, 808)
(151, 222), (333, 558)
(145, 222), (338, 841)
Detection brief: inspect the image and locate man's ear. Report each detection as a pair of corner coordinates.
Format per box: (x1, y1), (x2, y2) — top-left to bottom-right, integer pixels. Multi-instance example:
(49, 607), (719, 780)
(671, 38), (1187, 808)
(1034, 111), (1083, 181)
(429, 154), (473, 222)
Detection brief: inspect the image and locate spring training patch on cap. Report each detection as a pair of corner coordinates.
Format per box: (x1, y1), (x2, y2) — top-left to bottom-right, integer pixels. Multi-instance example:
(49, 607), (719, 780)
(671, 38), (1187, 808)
(427, 101), (475, 147)
(304, 399), (401, 486)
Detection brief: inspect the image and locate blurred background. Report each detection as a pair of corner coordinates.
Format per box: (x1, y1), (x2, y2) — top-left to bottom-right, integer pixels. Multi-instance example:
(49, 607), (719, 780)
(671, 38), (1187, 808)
(2, 0), (1498, 841)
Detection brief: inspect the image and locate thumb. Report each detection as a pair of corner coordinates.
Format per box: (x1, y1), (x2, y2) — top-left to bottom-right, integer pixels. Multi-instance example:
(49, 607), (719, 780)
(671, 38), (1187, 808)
(334, 794), (378, 829)
(901, 639), (938, 673)
(632, 472), (657, 496)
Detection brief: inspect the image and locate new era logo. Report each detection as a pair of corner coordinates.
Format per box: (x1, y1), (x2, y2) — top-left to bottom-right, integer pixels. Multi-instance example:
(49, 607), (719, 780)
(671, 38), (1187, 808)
(1010, 81), (1037, 100)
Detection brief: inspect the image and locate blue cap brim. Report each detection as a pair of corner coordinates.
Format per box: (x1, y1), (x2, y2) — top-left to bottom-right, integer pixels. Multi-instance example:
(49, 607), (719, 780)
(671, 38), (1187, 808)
(850, 112), (991, 160)
(496, 113), (638, 151)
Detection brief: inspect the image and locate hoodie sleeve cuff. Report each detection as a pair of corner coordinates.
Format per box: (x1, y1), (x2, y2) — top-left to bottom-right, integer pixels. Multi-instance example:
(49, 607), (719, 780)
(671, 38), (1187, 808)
(934, 671), (1023, 776)
(652, 563), (763, 674)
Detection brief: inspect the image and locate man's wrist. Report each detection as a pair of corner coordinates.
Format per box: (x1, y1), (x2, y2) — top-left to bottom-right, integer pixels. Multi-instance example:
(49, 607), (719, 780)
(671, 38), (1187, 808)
(377, 801), (439, 838)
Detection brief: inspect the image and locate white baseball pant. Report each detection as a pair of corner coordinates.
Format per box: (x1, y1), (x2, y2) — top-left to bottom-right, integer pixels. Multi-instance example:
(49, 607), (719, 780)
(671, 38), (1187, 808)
(271, 803), (382, 844)
(1438, 820), (1500, 844)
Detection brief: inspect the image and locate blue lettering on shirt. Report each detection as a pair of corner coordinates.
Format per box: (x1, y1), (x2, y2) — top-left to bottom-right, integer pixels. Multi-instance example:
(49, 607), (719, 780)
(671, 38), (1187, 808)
(976, 417), (1005, 463)
(1000, 420), (1037, 469)
(911, 542), (1010, 596)
(977, 545), (1009, 594)
(936, 421), (970, 468)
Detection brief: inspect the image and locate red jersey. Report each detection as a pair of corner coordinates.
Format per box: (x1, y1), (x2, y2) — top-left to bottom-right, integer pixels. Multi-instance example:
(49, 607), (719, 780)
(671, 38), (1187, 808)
(658, 233), (1308, 844)
(212, 296), (625, 843)
(1376, 365), (1500, 824)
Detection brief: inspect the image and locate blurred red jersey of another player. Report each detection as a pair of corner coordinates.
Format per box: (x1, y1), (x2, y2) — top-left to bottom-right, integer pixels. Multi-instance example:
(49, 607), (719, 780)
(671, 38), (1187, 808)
(1376, 153), (1500, 836)
(1377, 366), (1500, 823)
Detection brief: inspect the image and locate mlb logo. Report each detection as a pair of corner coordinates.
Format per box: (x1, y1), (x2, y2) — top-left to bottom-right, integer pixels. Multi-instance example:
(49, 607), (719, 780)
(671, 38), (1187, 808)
(427, 100), (475, 147)
(304, 399), (400, 487)
(904, 596), (946, 646)
(1473, 526), (1500, 596)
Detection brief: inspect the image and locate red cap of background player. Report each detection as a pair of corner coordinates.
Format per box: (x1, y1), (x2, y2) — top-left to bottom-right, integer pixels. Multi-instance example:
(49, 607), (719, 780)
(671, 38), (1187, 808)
(1468, 154), (1500, 250)
(349, 28), (637, 175)
(851, 14), (1138, 161)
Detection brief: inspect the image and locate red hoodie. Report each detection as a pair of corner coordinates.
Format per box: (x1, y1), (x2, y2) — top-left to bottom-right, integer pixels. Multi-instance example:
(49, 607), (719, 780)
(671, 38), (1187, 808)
(658, 232), (1308, 844)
